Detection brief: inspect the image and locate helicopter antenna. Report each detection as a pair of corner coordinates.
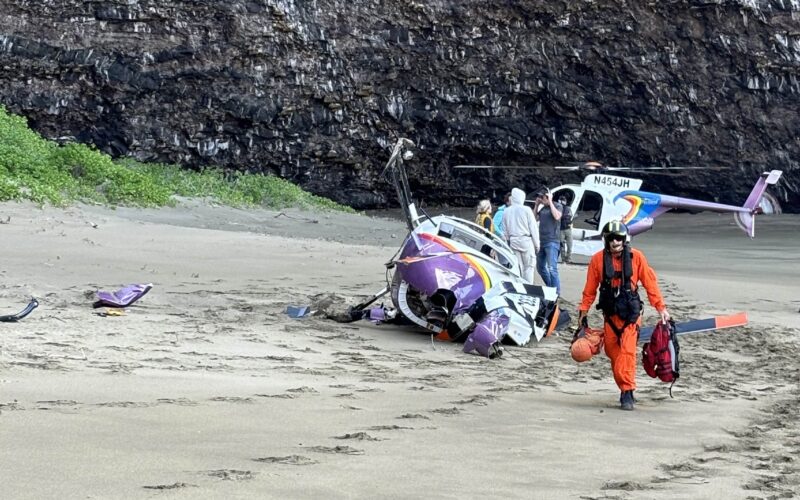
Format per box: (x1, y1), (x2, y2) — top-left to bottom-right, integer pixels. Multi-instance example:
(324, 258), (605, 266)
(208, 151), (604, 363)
(418, 205), (437, 228)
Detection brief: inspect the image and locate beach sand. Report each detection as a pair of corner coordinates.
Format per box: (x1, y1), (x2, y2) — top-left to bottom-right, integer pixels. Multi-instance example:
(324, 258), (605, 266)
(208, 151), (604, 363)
(0, 202), (797, 499)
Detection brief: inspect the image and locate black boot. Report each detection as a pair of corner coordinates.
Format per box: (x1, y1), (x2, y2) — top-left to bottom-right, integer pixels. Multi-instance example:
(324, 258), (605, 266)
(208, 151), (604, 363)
(620, 390), (635, 411)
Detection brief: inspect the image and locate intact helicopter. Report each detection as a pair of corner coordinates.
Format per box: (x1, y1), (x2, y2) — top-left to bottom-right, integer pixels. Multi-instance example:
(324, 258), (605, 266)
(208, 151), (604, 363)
(347, 138), (564, 358)
(456, 161), (784, 258)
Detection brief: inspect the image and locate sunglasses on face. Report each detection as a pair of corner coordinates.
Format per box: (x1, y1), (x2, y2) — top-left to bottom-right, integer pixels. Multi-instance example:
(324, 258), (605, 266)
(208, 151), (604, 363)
(608, 235), (626, 242)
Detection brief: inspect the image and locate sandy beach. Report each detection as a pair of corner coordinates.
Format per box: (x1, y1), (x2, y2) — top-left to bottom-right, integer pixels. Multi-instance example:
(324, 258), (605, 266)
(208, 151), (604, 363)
(1, 201), (798, 499)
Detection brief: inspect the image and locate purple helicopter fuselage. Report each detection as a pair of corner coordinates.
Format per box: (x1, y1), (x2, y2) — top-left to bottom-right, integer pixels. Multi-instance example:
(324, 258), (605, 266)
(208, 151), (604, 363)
(395, 231), (492, 315)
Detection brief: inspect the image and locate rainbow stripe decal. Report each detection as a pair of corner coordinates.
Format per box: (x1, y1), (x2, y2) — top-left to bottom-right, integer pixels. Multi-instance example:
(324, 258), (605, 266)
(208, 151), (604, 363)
(616, 191), (662, 224)
(620, 194), (643, 224)
(418, 232), (491, 290)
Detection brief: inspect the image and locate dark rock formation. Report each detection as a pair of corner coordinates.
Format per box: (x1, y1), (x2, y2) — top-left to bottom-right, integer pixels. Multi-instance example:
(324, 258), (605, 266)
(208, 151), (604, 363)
(0, 0), (798, 211)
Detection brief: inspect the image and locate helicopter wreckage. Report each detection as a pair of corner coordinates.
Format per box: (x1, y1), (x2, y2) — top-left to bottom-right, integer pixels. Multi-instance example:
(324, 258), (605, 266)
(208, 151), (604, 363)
(338, 138), (566, 358)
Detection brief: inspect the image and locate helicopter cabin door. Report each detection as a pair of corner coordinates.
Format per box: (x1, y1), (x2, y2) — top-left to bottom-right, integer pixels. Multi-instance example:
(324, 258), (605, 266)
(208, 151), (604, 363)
(564, 187), (607, 257)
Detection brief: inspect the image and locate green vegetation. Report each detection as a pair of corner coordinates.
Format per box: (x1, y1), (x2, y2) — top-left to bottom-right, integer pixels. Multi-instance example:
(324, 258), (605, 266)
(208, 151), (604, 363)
(0, 105), (352, 211)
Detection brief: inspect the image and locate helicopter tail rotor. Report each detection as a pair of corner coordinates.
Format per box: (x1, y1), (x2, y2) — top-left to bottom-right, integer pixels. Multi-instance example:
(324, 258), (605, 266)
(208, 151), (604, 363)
(734, 170), (783, 237)
(743, 170), (783, 211)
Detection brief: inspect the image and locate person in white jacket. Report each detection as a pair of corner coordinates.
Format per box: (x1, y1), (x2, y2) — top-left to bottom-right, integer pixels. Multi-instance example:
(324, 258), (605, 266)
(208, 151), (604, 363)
(501, 188), (540, 283)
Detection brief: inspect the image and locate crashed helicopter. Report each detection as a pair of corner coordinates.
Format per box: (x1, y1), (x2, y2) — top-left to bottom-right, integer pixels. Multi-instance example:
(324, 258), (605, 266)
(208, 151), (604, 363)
(457, 162), (783, 258)
(348, 138), (564, 358)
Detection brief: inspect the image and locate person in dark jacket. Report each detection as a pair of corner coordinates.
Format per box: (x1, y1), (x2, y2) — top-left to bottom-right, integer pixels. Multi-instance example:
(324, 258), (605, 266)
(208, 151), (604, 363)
(534, 187), (562, 294)
(558, 195), (573, 264)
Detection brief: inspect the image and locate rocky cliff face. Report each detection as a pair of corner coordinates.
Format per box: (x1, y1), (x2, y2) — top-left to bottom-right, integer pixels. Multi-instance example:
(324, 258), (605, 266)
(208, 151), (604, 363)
(1, 0), (798, 211)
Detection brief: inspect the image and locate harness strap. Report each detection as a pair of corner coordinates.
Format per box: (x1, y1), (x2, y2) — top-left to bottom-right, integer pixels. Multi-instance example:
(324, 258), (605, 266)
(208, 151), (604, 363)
(604, 315), (639, 345)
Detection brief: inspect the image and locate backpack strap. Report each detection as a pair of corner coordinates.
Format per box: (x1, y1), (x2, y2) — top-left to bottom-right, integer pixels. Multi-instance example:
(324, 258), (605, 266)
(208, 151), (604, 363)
(668, 319), (679, 397)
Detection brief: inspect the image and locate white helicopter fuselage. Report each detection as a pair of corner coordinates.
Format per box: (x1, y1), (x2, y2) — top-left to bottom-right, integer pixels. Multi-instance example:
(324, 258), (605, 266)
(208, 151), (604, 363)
(548, 169), (782, 258)
(550, 174), (645, 257)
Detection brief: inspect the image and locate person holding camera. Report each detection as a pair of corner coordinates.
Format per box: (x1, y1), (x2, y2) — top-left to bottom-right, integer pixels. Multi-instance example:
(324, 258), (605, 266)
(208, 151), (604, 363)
(533, 187), (562, 294)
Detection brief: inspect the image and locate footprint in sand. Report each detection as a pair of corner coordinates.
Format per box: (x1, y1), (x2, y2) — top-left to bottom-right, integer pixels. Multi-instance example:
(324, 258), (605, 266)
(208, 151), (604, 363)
(660, 461), (703, 476)
(601, 480), (650, 491)
(142, 482), (194, 490)
(334, 432), (382, 441)
(255, 393), (298, 399)
(206, 469), (256, 481)
(95, 401), (152, 408)
(430, 406), (462, 416)
(286, 386), (319, 394)
(156, 398), (199, 406)
(450, 394), (499, 406)
(209, 396), (254, 404)
(368, 424), (414, 430)
(253, 455), (319, 466)
(691, 454), (729, 464)
(35, 400), (80, 409)
(306, 445), (364, 455)
(398, 413), (430, 420)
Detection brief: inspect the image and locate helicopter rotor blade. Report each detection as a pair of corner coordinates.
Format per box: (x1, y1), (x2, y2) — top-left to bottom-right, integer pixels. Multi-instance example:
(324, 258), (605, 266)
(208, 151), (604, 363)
(454, 163), (729, 173)
(454, 164), (599, 171)
(555, 161), (606, 171)
(607, 166), (727, 171)
(453, 165), (557, 170)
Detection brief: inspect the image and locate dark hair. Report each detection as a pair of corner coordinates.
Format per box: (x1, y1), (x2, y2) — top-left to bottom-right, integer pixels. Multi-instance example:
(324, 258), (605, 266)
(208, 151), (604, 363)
(535, 187), (549, 198)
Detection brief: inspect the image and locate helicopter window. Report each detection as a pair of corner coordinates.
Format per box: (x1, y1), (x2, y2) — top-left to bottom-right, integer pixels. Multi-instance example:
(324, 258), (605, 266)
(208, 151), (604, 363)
(449, 228), (483, 250)
(437, 222), (454, 239)
(445, 226), (512, 266)
(574, 191), (604, 230)
(551, 188), (576, 207)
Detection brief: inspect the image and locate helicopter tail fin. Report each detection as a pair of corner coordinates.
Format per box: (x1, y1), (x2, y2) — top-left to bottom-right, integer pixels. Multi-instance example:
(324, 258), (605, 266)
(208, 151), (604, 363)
(734, 170), (783, 237)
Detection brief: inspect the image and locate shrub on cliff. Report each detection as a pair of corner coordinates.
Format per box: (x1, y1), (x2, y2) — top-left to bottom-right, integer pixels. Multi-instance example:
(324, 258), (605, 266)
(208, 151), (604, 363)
(0, 105), (351, 211)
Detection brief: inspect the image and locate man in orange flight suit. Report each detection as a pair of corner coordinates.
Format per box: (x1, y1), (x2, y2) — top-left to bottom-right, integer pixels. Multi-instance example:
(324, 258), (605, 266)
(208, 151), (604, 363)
(578, 221), (670, 411)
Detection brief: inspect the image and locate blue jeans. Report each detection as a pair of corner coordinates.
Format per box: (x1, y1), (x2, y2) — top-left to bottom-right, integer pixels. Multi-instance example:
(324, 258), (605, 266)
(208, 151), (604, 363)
(537, 241), (561, 293)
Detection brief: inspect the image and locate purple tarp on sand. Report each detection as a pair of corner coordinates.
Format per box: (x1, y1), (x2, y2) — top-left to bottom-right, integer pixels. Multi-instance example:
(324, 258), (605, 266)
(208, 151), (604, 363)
(94, 283), (153, 308)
